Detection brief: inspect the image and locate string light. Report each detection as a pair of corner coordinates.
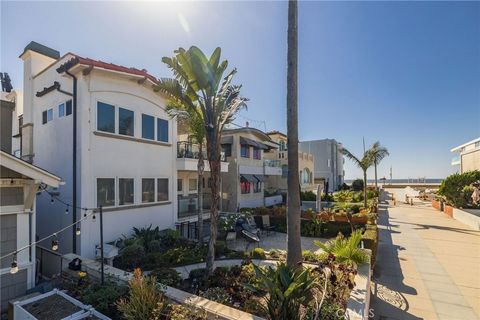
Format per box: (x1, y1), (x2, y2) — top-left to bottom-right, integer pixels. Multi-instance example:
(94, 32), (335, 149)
(10, 254), (18, 274)
(92, 214), (96, 221)
(65, 205), (69, 215)
(76, 226), (81, 236)
(50, 197), (54, 204)
(51, 234), (59, 251)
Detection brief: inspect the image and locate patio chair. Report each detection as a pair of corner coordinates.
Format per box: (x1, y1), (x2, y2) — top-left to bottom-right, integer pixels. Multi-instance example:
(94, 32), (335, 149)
(261, 215), (275, 236)
(242, 229), (260, 251)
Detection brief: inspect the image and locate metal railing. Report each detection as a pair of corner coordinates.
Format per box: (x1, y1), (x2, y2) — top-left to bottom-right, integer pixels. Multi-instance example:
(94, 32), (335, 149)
(178, 193), (212, 218)
(177, 141), (226, 161)
(264, 159), (281, 167)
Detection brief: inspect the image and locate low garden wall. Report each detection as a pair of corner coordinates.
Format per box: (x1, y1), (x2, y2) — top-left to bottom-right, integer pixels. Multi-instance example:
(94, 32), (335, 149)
(453, 208), (480, 231)
(346, 250), (372, 320)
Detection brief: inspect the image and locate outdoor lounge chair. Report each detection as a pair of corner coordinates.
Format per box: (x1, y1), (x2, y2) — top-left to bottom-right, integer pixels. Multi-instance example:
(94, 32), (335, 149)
(261, 215), (275, 235)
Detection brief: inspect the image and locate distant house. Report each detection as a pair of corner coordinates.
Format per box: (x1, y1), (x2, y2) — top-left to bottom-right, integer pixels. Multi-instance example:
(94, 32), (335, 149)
(221, 126), (283, 211)
(18, 41), (177, 258)
(265, 131), (315, 194)
(299, 139), (344, 192)
(0, 150), (61, 312)
(451, 137), (480, 173)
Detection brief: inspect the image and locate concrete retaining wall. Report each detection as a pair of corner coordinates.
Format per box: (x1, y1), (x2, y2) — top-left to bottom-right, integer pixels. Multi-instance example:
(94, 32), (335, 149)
(346, 250), (372, 320)
(453, 208), (480, 231)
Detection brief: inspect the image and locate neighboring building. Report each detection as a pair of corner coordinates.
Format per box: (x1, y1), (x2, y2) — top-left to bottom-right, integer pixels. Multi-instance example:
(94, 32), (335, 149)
(451, 137), (480, 173)
(1, 89), (23, 157)
(176, 126), (229, 226)
(0, 150), (61, 311)
(220, 126), (283, 211)
(299, 139), (344, 192)
(19, 41), (177, 258)
(265, 131), (315, 194)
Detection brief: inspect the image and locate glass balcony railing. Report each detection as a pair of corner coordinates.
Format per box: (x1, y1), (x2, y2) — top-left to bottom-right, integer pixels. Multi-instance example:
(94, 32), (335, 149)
(451, 155), (461, 166)
(264, 159), (281, 167)
(177, 193), (212, 218)
(177, 141), (226, 161)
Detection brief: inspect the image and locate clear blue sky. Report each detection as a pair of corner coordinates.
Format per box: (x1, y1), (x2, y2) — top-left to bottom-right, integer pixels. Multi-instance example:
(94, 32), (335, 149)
(2, 1), (479, 180)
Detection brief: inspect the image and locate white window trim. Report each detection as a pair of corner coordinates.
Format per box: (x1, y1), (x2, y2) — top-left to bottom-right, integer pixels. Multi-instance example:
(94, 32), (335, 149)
(141, 177), (156, 204)
(117, 177), (135, 207)
(96, 100), (117, 134)
(156, 177), (170, 202)
(95, 177), (116, 209)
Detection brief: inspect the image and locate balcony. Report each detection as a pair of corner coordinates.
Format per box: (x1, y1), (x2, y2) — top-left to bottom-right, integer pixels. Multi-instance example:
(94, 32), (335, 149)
(177, 141), (229, 172)
(178, 193), (212, 219)
(264, 159), (282, 176)
(451, 155), (461, 166)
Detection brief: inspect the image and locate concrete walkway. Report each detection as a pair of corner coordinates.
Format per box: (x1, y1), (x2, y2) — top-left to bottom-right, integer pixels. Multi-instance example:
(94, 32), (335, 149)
(371, 198), (480, 319)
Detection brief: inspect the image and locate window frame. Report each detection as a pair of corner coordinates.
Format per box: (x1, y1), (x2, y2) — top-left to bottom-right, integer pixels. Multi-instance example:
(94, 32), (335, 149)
(157, 178), (169, 202)
(142, 114), (155, 140)
(97, 101), (116, 133)
(118, 107), (135, 137)
(157, 118), (169, 143)
(96, 178), (116, 208)
(189, 178), (198, 192)
(177, 179), (183, 192)
(66, 100), (73, 116)
(58, 103), (65, 118)
(253, 181), (262, 193)
(253, 147), (261, 160)
(118, 178), (135, 206)
(240, 178), (251, 194)
(240, 144), (250, 158)
(141, 178), (156, 203)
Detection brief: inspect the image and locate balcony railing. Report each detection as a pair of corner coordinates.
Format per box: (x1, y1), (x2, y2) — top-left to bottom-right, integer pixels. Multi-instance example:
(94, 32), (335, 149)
(264, 159), (281, 167)
(178, 193), (212, 218)
(177, 141), (226, 161)
(451, 155), (461, 166)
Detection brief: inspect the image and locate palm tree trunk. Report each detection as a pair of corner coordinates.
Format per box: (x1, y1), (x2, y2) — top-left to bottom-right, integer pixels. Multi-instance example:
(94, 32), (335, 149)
(286, 0), (302, 267)
(205, 129), (220, 275)
(374, 160), (378, 190)
(363, 169), (368, 208)
(197, 143), (205, 245)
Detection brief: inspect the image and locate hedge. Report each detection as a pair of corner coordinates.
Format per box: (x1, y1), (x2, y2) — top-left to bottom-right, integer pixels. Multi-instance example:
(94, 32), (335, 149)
(361, 224), (379, 268)
(438, 170), (480, 208)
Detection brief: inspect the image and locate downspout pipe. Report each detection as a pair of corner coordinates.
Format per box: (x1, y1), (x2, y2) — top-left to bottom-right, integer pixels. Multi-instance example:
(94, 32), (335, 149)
(65, 70), (78, 254)
(57, 58), (79, 254)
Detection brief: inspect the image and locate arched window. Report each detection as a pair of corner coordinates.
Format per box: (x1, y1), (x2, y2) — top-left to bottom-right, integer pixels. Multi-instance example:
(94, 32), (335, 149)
(302, 168), (312, 184)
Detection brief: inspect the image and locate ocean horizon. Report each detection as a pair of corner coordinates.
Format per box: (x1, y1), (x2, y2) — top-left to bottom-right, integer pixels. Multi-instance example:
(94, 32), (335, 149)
(344, 178), (443, 184)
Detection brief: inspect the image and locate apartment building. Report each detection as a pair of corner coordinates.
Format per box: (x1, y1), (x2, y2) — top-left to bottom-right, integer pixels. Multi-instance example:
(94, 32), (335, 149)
(220, 127), (282, 211)
(265, 131), (315, 194)
(451, 137), (480, 173)
(299, 139), (344, 192)
(18, 41), (177, 258)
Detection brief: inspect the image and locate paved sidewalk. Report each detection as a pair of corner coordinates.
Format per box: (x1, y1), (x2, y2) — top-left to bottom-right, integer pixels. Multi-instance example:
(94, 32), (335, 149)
(371, 199), (480, 319)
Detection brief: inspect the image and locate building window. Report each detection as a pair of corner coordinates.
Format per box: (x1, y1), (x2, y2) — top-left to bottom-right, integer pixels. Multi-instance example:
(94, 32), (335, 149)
(240, 179), (251, 194)
(253, 147), (261, 160)
(282, 165), (288, 178)
(157, 178), (169, 201)
(222, 144), (232, 157)
(208, 178), (213, 188)
(142, 114), (155, 140)
(327, 159), (331, 168)
(42, 108), (53, 124)
(66, 100), (72, 116)
(189, 178), (197, 191)
(42, 111), (47, 124)
(279, 140), (287, 151)
(157, 118), (168, 142)
(97, 178), (115, 207)
(59, 103), (65, 117)
(97, 102), (115, 133)
(177, 179), (183, 192)
(142, 178), (155, 203)
(253, 181), (262, 193)
(119, 108), (134, 136)
(240, 144), (250, 158)
(118, 178), (134, 205)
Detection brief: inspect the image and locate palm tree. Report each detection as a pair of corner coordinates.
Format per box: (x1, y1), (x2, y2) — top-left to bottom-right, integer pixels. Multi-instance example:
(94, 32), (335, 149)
(370, 141), (389, 190)
(166, 108), (205, 244)
(155, 47), (247, 275)
(286, 0), (302, 267)
(341, 146), (375, 208)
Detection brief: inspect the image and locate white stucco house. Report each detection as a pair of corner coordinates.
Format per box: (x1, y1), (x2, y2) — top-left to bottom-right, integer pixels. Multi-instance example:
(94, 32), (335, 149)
(18, 41), (178, 258)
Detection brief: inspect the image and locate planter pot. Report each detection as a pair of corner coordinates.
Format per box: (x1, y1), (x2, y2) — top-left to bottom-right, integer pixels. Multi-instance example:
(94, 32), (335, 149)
(432, 200), (441, 211)
(334, 215), (349, 222)
(352, 216), (368, 224)
(444, 205), (454, 217)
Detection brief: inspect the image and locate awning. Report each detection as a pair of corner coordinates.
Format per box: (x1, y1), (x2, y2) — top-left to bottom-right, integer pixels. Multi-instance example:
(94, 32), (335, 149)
(254, 175), (266, 182)
(240, 174), (257, 183)
(239, 136), (269, 150)
(221, 135), (233, 145)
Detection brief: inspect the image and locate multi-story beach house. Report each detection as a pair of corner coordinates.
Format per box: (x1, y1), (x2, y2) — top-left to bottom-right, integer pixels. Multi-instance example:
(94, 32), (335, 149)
(18, 41), (177, 258)
(265, 131), (315, 194)
(220, 126), (282, 211)
(299, 139), (344, 192)
(451, 137), (480, 173)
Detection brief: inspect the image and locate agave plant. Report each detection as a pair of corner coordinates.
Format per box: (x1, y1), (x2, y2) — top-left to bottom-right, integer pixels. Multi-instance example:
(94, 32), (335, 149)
(314, 230), (368, 267)
(244, 262), (318, 320)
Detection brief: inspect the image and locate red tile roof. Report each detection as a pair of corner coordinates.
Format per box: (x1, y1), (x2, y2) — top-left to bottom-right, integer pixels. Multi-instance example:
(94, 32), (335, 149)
(70, 54), (158, 83)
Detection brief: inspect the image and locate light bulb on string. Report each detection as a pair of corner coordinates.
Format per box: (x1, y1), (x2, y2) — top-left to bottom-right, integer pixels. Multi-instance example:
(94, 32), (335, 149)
(51, 234), (59, 251)
(50, 197), (54, 204)
(76, 226), (81, 236)
(10, 254), (18, 274)
(65, 205), (69, 215)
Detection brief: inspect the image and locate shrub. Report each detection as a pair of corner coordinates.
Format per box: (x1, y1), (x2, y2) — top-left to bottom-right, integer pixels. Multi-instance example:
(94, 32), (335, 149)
(315, 231), (368, 266)
(167, 304), (208, 320)
(199, 287), (233, 305)
(351, 179), (364, 192)
(244, 296), (267, 317)
(302, 250), (323, 263)
(189, 268), (208, 282)
(162, 245), (207, 266)
(333, 190), (353, 203)
(439, 170), (480, 208)
(117, 268), (167, 320)
(366, 189), (379, 199)
(251, 247), (266, 259)
(150, 268), (182, 287)
(362, 225), (378, 268)
(301, 191), (317, 201)
(352, 191), (364, 203)
(148, 240), (162, 253)
(81, 280), (128, 319)
(120, 243), (146, 270)
(268, 249), (280, 259)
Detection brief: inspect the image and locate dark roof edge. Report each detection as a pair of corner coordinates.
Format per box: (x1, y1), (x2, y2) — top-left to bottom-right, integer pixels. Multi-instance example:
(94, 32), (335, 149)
(20, 41), (60, 59)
